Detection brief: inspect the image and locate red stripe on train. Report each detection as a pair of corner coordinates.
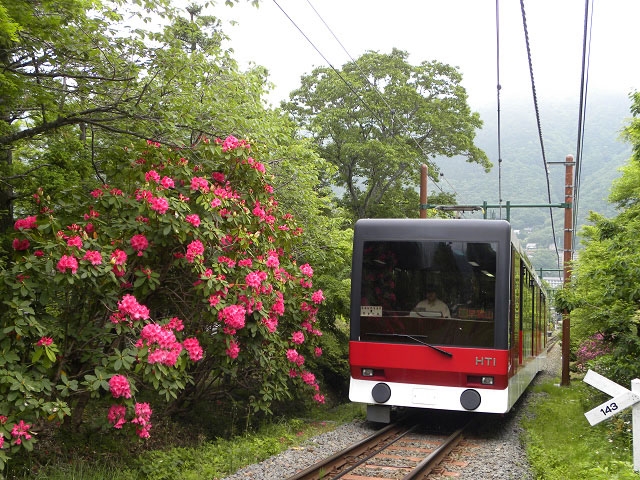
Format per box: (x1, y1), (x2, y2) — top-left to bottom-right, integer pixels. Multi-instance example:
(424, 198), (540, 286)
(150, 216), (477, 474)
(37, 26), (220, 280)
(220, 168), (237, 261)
(350, 341), (510, 389)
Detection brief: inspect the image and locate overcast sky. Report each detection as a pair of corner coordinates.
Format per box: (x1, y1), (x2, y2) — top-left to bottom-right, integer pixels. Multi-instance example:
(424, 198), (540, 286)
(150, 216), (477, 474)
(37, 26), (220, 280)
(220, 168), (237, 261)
(215, 0), (640, 109)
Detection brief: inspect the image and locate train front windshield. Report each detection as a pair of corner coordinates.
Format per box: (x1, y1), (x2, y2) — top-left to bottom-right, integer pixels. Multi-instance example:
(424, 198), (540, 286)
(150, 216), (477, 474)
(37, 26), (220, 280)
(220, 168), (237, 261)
(358, 240), (497, 348)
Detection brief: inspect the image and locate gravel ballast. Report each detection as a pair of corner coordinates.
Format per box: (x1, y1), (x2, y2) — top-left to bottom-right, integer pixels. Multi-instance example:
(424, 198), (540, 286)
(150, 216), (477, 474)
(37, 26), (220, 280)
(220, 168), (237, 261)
(221, 341), (562, 480)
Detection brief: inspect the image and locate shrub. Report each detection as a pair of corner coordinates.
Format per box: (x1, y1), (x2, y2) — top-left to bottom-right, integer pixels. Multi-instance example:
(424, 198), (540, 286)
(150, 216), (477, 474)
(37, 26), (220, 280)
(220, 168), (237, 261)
(0, 137), (325, 468)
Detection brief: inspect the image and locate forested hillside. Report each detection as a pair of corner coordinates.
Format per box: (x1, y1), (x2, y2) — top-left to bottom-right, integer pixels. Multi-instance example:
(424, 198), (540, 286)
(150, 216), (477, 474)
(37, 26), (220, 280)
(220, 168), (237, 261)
(436, 91), (634, 271)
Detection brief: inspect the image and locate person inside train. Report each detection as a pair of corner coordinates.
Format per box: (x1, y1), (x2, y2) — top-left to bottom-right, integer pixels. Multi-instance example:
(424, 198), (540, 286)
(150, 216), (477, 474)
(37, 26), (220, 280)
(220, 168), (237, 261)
(412, 285), (451, 318)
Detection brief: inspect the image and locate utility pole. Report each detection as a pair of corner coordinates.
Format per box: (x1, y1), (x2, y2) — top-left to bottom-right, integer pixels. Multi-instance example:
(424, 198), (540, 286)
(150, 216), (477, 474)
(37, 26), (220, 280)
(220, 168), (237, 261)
(420, 164), (428, 218)
(561, 155), (575, 386)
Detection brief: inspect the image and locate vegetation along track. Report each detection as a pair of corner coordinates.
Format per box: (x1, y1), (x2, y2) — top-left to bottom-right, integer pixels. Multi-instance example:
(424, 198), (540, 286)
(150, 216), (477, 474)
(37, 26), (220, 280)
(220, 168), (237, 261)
(287, 413), (473, 480)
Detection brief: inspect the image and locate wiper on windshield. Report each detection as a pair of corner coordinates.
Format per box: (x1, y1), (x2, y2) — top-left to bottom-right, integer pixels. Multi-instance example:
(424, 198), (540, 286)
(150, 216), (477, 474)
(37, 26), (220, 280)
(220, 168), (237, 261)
(365, 333), (453, 358)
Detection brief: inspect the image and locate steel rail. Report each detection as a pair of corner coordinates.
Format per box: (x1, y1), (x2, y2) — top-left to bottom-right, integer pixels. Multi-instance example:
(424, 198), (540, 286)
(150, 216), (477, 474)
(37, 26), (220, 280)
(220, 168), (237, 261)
(286, 421), (415, 480)
(401, 426), (466, 479)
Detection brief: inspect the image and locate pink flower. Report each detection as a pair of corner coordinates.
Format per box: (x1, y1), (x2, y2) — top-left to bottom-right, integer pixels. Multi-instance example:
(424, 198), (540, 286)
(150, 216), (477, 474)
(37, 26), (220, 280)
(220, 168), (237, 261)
(111, 249), (127, 265)
(160, 176), (175, 188)
(139, 323), (189, 367)
(57, 255), (78, 274)
(271, 292), (285, 316)
(313, 393), (325, 404)
(12, 238), (30, 250)
(130, 234), (149, 253)
(166, 317), (184, 331)
(291, 331), (305, 345)
(185, 214), (201, 227)
(253, 203), (266, 219)
(262, 316), (278, 333)
(210, 198), (222, 208)
(183, 337), (203, 361)
(286, 349), (299, 363)
(190, 176), (209, 192)
(300, 263), (314, 277)
(221, 135), (239, 152)
(226, 340), (240, 359)
(66, 235), (83, 248)
(311, 290), (325, 304)
(83, 250), (103, 265)
(148, 346), (181, 366)
(113, 265), (126, 277)
(218, 305), (246, 330)
(117, 294), (150, 320)
(149, 196), (169, 214)
(245, 271), (263, 289)
(109, 375), (132, 399)
(108, 404), (127, 429)
(301, 371), (316, 386)
(145, 170), (161, 183)
(185, 239), (204, 263)
(266, 254), (279, 268)
(141, 323), (168, 345)
(36, 337), (53, 347)
(10, 420), (32, 445)
(34, 250), (44, 257)
(131, 402), (152, 438)
(212, 172), (225, 183)
(14, 216), (37, 230)
(315, 347), (323, 357)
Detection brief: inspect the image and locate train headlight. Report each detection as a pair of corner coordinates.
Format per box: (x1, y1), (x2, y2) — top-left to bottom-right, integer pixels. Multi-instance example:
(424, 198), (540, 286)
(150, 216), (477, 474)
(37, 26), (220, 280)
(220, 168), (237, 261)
(481, 376), (494, 385)
(362, 368), (375, 377)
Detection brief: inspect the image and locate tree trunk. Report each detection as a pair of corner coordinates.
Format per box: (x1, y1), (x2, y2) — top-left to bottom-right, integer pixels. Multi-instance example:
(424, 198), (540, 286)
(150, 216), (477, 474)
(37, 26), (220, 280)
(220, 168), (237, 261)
(0, 147), (14, 233)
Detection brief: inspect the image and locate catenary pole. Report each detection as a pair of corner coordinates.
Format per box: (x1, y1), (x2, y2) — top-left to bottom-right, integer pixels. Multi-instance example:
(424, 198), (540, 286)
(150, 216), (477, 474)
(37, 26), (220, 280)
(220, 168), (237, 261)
(420, 164), (428, 218)
(561, 155), (575, 386)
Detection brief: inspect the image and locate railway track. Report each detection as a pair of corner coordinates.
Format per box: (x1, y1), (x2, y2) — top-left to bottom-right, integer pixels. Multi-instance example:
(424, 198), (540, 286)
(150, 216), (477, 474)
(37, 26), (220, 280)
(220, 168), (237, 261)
(287, 415), (470, 480)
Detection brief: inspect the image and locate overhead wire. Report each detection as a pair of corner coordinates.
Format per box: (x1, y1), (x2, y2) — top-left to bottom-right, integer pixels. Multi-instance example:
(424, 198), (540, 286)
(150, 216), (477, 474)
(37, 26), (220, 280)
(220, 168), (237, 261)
(270, 0), (382, 127)
(303, 0), (458, 197)
(495, 0), (503, 218)
(519, 0), (561, 269)
(573, 0), (594, 250)
(273, 0), (453, 197)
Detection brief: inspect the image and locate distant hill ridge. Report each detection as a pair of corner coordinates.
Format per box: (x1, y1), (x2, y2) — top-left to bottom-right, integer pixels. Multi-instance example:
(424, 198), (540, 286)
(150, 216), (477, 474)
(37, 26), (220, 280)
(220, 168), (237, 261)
(435, 92), (633, 232)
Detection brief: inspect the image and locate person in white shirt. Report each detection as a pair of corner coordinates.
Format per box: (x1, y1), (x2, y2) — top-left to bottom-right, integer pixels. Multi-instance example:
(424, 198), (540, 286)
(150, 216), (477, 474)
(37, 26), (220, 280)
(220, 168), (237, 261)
(413, 286), (450, 318)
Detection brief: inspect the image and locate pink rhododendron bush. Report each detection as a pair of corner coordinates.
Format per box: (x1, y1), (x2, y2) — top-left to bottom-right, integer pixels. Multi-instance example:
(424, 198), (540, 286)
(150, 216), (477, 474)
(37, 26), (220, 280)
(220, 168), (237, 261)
(0, 137), (325, 466)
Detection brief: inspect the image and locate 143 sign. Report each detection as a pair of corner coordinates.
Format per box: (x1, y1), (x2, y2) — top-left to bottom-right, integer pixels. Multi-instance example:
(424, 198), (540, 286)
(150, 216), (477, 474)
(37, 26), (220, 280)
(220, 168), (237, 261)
(583, 369), (640, 472)
(583, 370), (640, 426)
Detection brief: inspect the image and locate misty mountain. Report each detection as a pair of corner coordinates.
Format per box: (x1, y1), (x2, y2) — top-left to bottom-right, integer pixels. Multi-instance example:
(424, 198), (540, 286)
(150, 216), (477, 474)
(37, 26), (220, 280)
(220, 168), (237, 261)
(433, 91), (634, 270)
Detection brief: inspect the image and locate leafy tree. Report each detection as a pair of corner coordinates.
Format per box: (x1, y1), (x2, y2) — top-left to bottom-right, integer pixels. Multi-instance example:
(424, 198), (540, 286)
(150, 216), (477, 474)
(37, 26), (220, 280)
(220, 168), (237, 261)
(560, 91), (640, 384)
(0, 136), (328, 468)
(283, 48), (490, 221)
(0, 0), (272, 231)
(0, 3), (354, 462)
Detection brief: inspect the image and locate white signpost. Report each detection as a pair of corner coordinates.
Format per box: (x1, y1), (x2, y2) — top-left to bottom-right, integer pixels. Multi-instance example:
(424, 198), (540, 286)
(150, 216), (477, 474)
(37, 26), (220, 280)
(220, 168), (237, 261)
(583, 369), (640, 471)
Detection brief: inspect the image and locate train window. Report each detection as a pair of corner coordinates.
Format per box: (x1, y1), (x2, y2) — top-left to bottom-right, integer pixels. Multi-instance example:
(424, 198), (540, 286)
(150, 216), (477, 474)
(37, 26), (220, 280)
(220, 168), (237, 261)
(359, 240), (496, 348)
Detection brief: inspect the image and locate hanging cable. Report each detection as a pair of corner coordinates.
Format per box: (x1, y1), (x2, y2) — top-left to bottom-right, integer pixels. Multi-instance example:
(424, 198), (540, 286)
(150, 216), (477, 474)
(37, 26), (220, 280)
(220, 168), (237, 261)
(303, 0), (460, 197)
(270, 1), (383, 135)
(495, 0), (503, 219)
(275, 0), (454, 196)
(520, 0), (560, 268)
(573, 0), (594, 250)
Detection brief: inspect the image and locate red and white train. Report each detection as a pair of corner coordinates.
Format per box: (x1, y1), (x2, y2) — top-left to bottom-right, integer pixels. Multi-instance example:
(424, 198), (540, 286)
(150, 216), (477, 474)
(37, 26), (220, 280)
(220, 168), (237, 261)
(348, 218), (548, 422)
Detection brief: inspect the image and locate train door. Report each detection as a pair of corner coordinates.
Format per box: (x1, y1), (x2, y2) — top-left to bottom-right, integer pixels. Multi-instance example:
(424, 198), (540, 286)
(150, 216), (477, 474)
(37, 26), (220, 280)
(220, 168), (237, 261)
(511, 247), (520, 372)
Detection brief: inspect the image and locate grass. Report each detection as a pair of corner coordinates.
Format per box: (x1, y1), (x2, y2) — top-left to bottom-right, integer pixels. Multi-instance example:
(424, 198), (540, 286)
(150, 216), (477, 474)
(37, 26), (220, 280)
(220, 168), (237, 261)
(522, 373), (640, 479)
(8, 374), (640, 479)
(4, 403), (366, 480)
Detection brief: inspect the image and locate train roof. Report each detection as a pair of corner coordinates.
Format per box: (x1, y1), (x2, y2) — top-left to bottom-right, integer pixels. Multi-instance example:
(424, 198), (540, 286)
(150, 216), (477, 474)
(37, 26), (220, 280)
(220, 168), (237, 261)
(354, 218), (512, 242)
